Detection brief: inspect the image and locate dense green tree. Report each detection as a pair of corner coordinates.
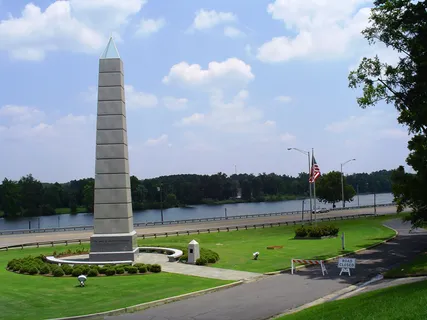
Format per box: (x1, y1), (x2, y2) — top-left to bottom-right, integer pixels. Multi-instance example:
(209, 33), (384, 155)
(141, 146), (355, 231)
(82, 180), (94, 213)
(19, 174), (44, 217)
(316, 171), (356, 207)
(0, 169), (394, 217)
(348, 0), (427, 227)
(0, 178), (21, 217)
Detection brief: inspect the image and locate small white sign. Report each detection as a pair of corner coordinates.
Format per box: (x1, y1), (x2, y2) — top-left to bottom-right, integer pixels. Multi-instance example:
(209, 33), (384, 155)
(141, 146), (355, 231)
(338, 258), (356, 269)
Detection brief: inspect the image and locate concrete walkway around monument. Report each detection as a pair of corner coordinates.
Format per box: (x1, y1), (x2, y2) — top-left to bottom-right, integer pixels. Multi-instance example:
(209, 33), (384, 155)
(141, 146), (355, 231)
(107, 219), (427, 320)
(135, 253), (264, 281)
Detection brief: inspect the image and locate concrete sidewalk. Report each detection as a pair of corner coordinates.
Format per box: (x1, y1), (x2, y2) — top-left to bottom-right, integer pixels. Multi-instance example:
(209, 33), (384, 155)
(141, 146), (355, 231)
(106, 219), (427, 320)
(135, 253), (264, 281)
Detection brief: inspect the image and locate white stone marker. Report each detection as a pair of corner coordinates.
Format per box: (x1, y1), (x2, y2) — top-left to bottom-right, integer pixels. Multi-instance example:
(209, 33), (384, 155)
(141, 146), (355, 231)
(187, 240), (200, 264)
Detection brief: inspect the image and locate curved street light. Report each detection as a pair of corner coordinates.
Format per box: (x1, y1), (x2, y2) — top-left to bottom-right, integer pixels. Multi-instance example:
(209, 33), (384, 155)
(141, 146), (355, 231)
(287, 147), (313, 223)
(340, 158), (356, 208)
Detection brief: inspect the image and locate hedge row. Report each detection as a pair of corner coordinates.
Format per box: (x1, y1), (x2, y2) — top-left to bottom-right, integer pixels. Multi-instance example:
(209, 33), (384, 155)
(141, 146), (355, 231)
(294, 224), (339, 238)
(6, 255), (161, 277)
(180, 248), (220, 266)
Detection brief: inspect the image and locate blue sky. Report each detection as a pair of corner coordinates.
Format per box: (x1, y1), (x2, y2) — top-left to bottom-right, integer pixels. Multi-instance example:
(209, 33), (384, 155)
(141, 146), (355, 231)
(0, 0), (411, 183)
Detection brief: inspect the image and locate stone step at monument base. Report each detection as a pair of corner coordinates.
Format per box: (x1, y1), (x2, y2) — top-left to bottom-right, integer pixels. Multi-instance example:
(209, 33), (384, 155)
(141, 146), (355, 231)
(89, 231), (138, 262)
(89, 248), (139, 262)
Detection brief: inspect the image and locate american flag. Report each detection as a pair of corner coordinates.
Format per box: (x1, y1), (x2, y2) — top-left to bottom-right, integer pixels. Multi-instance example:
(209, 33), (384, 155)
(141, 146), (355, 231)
(309, 155), (321, 183)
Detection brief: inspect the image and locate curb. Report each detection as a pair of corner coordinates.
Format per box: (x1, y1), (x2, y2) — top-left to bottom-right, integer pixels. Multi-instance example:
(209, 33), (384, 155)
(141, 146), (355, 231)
(264, 223), (399, 276)
(269, 273), (387, 319)
(49, 280), (243, 320)
(268, 284), (358, 319)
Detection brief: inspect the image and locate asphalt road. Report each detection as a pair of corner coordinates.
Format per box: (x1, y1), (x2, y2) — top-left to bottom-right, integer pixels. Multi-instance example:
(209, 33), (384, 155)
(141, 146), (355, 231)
(107, 218), (427, 320)
(0, 206), (396, 248)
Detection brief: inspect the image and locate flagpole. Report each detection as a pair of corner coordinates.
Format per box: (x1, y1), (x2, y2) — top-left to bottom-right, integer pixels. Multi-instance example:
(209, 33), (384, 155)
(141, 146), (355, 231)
(312, 148), (317, 225)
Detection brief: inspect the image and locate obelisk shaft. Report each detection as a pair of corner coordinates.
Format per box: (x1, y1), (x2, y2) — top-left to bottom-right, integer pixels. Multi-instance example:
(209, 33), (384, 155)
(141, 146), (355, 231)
(89, 39), (137, 262)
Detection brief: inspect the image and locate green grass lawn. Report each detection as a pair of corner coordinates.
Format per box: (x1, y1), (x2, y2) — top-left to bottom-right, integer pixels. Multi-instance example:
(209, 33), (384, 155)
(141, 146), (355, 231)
(279, 279), (427, 320)
(385, 252), (427, 278)
(0, 246), (232, 320)
(137, 215), (398, 273)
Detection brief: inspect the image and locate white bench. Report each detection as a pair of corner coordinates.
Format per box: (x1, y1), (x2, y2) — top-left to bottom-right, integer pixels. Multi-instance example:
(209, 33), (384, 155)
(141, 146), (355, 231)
(138, 247), (183, 262)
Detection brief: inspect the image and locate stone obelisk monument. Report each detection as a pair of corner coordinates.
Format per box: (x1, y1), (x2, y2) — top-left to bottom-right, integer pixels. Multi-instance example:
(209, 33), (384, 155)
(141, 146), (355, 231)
(89, 37), (138, 262)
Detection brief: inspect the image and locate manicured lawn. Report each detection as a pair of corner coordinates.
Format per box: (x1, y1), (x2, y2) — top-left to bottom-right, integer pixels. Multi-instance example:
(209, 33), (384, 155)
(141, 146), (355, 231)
(279, 279), (427, 320)
(0, 246), (232, 320)
(138, 215), (398, 273)
(385, 252), (427, 278)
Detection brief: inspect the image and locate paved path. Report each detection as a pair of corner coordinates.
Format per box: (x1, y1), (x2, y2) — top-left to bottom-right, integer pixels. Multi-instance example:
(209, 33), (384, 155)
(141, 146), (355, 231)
(135, 253), (263, 281)
(0, 206), (396, 248)
(106, 219), (427, 320)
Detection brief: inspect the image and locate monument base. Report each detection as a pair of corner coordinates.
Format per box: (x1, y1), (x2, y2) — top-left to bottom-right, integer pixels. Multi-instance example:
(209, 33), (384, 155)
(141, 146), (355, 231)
(89, 231), (138, 262)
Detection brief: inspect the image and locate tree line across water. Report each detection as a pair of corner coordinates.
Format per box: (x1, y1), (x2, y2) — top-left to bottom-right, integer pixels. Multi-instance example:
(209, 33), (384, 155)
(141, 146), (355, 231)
(0, 169), (394, 218)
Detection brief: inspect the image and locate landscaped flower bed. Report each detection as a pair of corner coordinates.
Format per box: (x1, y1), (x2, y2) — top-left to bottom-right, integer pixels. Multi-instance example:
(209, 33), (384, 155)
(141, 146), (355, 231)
(6, 253), (161, 277)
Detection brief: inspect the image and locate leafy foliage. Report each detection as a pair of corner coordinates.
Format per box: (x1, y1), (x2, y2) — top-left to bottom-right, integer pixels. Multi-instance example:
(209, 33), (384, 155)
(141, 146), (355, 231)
(0, 170), (394, 217)
(294, 225), (339, 238)
(6, 256), (161, 277)
(315, 171), (356, 206)
(349, 0), (427, 227)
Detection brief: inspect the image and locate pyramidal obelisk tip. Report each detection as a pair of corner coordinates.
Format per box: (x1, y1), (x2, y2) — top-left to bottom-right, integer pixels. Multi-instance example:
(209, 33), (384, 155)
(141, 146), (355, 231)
(100, 35), (120, 59)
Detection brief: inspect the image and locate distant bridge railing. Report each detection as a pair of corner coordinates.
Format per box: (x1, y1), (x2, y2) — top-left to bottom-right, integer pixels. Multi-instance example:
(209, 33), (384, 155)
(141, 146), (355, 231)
(0, 203), (395, 236)
(0, 212), (385, 251)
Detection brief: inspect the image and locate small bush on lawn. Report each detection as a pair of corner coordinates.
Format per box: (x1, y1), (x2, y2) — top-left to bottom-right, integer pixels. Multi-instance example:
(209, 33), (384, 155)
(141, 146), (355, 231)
(39, 264), (51, 275)
(196, 257), (208, 266)
(87, 268), (99, 277)
(105, 268), (116, 276)
(28, 266), (39, 275)
(99, 266), (108, 275)
(61, 264), (73, 275)
(127, 266), (138, 274)
(137, 265), (147, 273)
(72, 268), (83, 277)
(80, 265), (90, 274)
(115, 267), (125, 274)
(294, 224), (339, 238)
(53, 268), (65, 277)
(295, 226), (308, 237)
(149, 264), (162, 273)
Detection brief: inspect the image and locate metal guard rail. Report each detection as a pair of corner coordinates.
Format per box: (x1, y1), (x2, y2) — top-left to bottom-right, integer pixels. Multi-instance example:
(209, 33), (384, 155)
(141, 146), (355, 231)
(0, 212), (384, 251)
(0, 203), (395, 236)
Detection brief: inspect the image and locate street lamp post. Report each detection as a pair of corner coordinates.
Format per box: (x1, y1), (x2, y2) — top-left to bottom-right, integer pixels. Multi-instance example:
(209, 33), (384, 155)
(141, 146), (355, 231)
(340, 158), (356, 208)
(288, 147), (312, 223)
(157, 184), (164, 223)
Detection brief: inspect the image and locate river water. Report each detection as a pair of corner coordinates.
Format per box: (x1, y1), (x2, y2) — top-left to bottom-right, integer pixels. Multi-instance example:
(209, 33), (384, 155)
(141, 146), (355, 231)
(0, 193), (394, 231)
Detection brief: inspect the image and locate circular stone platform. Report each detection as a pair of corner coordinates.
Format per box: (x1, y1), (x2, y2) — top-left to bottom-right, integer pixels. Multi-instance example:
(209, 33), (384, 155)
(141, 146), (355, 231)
(45, 247), (183, 266)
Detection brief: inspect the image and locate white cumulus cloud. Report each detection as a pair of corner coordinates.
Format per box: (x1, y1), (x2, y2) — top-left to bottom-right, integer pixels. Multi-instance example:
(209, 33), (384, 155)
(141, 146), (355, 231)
(162, 58), (254, 87)
(0, 0), (146, 60)
(125, 85), (158, 109)
(135, 18), (166, 36)
(191, 9), (236, 30)
(257, 0), (372, 63)
(224, 26), (244, 38)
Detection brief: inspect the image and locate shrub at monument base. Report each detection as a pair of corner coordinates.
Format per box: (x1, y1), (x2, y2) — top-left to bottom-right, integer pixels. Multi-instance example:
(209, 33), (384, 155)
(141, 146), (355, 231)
(294, 225), (339, 239)
(6, 255), (162, 277)
(179, 247), (220, 265)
